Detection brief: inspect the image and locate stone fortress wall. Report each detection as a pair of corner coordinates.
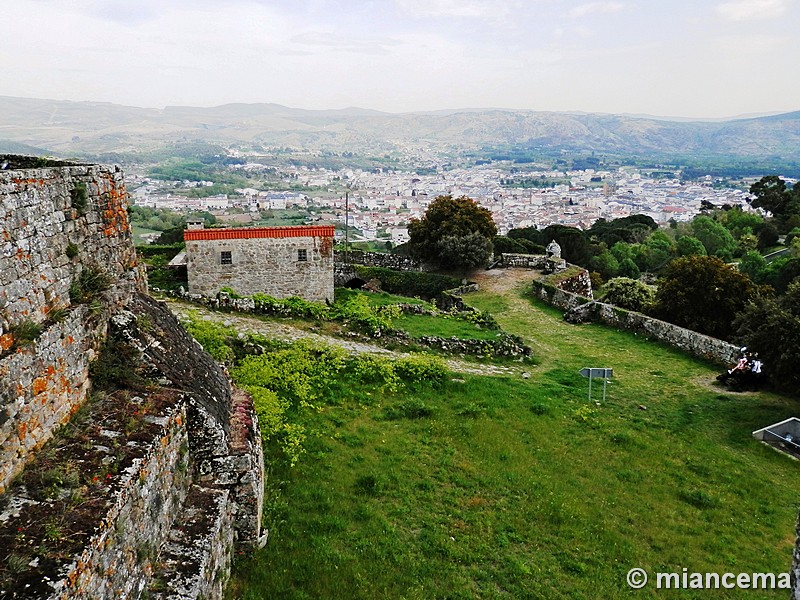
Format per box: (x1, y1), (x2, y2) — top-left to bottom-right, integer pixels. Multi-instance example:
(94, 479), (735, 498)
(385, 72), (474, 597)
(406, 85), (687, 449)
(0, 157), (264, 599)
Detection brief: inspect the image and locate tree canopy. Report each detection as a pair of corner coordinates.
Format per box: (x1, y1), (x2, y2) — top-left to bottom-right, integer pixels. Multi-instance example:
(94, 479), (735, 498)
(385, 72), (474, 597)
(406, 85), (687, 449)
(650, 255), (759, 340)
(735, 280), (800, 390)
(407, 195), (497, 270)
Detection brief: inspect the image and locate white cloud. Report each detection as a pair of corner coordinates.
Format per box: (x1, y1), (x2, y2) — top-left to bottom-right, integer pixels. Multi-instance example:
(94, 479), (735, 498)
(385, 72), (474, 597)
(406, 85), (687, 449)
(715, 0), (789, 20)
(567, 1), (625, 18)
(394, 0), (522, 19)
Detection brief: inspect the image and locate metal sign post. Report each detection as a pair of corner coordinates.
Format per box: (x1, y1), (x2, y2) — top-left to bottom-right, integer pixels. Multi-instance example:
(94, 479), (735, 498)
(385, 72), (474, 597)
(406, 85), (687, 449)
(579, 367), (613, 402)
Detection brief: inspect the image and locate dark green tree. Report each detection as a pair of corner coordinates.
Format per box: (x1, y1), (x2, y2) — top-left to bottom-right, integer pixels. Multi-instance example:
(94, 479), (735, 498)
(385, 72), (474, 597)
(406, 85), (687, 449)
(735, 281), (800, 390)
(691, 215), (738, 260)
(540, 225), (593, 267)
(676, 235), (707, 257)
(651, 255), (759, 340)
(618, 257), (641, 280)
(590, 251), (620, 281)
(407, 195), (497, 270)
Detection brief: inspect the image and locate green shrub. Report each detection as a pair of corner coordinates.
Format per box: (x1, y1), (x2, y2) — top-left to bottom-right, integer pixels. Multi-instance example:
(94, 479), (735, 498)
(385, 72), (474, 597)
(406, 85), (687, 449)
(353, 266), (460, 299)
(70, 182), (88, 214)
(66, 243), (79, 259)
(600, 277), (655, 313)
(346, 354), (400, 391)
(394, 354), (448, 388)
(183, 317), (236, 363)
(333, 294), (399, 335)
(11, 319), (43, 347)
(69, 265), (112, 304)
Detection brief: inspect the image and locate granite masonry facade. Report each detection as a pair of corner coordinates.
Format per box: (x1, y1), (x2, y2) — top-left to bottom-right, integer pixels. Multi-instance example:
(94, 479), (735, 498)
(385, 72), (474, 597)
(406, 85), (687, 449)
(0, 157), (264, 599)
(185, 224), (334, 302)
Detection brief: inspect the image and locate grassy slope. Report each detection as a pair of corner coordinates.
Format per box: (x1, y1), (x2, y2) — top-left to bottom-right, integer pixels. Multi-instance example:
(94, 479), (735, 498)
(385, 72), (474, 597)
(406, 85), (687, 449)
(228, 280), (799, 599)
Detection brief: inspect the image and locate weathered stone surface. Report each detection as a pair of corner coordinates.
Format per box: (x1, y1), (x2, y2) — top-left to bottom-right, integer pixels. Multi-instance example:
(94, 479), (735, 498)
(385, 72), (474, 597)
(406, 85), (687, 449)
(0, 157), (265, 599)
(186, 228), (334, 302)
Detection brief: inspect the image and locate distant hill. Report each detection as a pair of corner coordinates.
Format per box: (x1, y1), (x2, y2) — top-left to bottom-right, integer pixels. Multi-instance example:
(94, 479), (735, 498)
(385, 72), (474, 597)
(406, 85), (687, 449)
(1, 95), (798, 162)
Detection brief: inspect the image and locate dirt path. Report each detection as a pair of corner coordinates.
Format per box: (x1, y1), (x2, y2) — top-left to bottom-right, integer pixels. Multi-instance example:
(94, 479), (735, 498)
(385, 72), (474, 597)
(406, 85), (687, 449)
(166, 299), (527, 378)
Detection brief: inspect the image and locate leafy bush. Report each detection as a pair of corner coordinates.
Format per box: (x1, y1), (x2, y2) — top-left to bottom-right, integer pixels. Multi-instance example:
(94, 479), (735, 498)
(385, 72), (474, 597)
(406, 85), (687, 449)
(251, 294), (330, 320)
(600, 277), (655, 313)
(353, 266), (459, 299)
(182, 317), (237, 363)
(65, 243), (79, 259)
(346, 354), (400, 392)
(394, 354), (448, 389)
(333, 294), (399, 335)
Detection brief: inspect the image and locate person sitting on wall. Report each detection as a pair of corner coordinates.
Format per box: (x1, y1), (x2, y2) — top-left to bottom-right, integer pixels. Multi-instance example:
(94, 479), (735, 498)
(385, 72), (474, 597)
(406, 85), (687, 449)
(717, 347), (750, 387)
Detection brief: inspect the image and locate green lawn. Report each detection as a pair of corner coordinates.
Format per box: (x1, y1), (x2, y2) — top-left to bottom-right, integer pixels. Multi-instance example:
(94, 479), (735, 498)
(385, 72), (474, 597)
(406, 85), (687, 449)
(225, 282), (800, 599)
(394, 313), (500, 340)
(335, 288), (431, 308)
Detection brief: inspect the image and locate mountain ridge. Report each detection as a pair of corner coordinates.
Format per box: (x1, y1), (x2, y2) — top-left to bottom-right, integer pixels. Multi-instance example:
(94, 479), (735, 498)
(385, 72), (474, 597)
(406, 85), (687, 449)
(1, 95), (798, 161)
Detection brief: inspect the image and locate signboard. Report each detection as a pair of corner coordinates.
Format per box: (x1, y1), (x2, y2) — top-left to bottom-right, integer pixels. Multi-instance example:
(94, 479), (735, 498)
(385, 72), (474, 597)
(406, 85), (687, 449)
(579, 367), (613, 402)
(579, 368), (613, 379)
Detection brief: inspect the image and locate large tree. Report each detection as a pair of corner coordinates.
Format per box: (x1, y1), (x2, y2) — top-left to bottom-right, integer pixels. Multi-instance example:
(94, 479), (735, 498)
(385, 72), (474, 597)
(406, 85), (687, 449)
(407, 195), (497, 270)
(749, 176), (800, 232)
(735, 281), (800, 390)
(651, 255), (759, 340)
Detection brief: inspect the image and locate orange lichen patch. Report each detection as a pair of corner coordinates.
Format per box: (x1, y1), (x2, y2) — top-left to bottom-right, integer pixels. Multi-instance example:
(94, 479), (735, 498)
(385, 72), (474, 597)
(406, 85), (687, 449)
(98, 173), (130, 237)
(0, 333), (13, 352)
(64, 335), (75, 346)
(32, 377), (49, 396)
(12, 178), (48, 188)
(47, 365), (56, 376)
(319, 235), (334, 258)
(17, 421), (28, 442)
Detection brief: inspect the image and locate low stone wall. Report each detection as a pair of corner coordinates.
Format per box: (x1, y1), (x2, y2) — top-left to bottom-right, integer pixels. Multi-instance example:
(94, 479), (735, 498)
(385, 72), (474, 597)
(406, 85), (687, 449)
(334, 250), (422, 271)
(149, 486), (233, 600)
(497, 253), (555, 269)
(397, 332), (532, 359)
(531, 280), (739, 365)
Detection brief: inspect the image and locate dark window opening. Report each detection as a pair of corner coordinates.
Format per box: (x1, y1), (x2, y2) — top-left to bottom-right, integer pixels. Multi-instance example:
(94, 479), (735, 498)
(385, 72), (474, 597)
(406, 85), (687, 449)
(221, 251), (232, 265)
(297, 249), (308, 262)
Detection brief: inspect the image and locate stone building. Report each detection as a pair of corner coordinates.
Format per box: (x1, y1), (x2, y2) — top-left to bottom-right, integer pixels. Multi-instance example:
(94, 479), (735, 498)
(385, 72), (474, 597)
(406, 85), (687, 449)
(184, 223), (335, 302)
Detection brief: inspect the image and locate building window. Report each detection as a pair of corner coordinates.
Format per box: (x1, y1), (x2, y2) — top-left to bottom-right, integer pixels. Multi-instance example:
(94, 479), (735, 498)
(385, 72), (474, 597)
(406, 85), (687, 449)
(220, 251), (232, 265)
(297, 249), (308, 262)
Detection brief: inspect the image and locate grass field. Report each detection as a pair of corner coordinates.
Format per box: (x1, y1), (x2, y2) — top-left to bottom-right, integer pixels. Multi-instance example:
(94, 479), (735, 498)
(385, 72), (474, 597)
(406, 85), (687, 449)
(394, 313), (500, 340)
(225, 280), (799, 599)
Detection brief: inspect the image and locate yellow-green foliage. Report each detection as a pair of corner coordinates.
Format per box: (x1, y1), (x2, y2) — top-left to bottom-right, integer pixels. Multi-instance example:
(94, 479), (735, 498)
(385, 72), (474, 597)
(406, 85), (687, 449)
(182, 314), (236, 363)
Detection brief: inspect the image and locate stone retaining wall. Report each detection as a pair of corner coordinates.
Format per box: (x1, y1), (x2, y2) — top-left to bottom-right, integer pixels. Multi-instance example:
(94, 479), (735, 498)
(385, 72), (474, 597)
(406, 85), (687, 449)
(530, 280), (739, 365)
(334, 250), (422, 271)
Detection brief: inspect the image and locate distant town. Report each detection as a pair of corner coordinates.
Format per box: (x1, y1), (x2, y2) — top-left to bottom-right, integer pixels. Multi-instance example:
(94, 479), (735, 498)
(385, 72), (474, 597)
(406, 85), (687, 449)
(127, 155), (780, 245)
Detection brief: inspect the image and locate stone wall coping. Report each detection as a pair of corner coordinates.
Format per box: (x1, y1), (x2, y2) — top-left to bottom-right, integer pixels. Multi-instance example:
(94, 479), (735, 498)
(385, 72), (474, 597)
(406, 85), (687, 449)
(184, 225), (335, 241)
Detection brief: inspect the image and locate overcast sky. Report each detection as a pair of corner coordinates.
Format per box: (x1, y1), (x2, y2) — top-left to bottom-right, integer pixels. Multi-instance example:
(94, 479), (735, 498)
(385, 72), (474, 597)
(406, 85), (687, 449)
(3, 0), (798, 118)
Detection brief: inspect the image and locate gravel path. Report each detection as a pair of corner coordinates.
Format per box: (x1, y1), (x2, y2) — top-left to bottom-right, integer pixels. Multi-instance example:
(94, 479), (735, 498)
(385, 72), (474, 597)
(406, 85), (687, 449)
(166, 299), (527, 378)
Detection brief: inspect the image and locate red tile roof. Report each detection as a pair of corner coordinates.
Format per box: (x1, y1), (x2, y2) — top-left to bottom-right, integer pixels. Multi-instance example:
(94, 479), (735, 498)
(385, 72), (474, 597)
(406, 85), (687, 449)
(184, 225), (335, 241)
